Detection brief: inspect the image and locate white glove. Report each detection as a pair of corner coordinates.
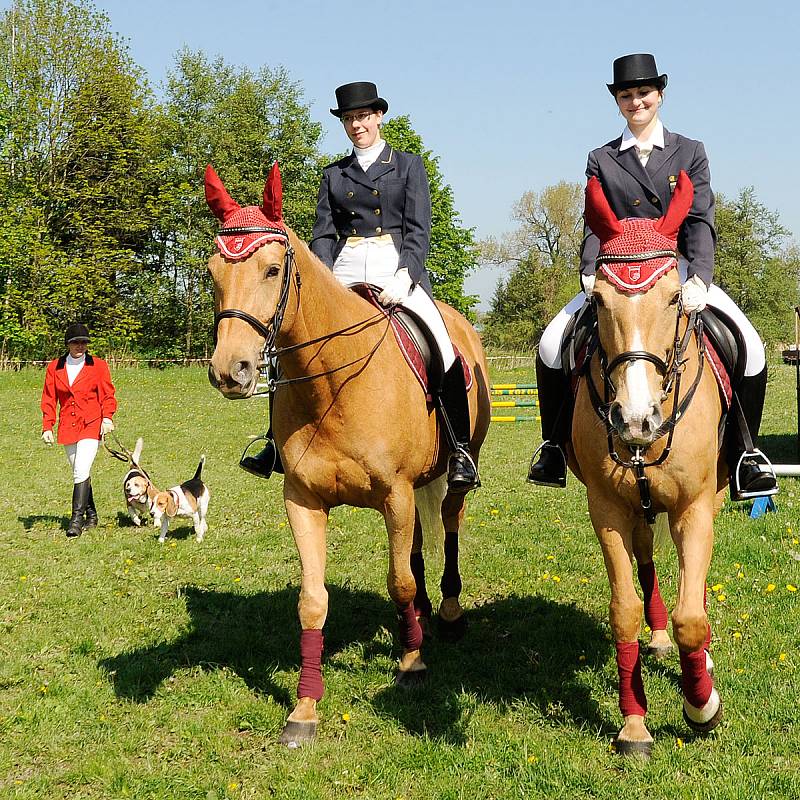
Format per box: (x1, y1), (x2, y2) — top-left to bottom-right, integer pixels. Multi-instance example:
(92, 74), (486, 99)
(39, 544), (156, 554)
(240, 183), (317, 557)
(378, 268), (413, 306)
(101, 418), (115, 436)
(41, 430), (54, 445)
(580, 273), (596, 296)
(681, 274), (708, 313)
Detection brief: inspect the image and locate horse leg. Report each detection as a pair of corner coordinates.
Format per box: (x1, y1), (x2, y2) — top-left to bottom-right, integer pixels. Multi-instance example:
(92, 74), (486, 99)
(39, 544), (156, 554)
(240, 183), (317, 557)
(410, 513), (433, 638)
(590, 499), (653, 757)
(670, 502), (722, 733)
(632, 518), (672, 658)
(384, 483), (426, 686)
(438, 491), (466, 641)
(279, 485), (329, 747)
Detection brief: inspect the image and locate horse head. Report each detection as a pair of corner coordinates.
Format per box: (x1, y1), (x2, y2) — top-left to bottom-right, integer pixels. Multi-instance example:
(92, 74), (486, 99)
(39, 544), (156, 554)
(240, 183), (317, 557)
(205, 163), (292, 398)
(585, 171), (694, 446)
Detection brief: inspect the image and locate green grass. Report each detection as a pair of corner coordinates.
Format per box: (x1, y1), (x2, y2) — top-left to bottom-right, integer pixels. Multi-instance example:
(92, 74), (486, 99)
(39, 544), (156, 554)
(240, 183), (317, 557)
(0, 363), (798, 799)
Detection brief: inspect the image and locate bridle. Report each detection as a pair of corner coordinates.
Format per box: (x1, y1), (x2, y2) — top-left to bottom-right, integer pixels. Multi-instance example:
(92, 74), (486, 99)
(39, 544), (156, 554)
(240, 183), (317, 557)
(212, 226), (394, 394)
(583, 256), (706, 522)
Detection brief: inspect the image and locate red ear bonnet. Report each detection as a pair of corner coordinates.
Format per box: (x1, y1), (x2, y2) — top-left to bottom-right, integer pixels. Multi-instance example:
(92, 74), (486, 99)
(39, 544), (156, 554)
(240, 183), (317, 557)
(262, 162), (283, 224)
(584, 176), (624, 243)
(204, 164), (240, 222)
(654, 170), (694, 238)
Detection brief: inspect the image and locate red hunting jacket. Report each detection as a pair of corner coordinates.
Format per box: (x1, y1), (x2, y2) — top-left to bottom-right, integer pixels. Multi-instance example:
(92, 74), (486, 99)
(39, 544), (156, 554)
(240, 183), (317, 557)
(41, 354), (117, 445)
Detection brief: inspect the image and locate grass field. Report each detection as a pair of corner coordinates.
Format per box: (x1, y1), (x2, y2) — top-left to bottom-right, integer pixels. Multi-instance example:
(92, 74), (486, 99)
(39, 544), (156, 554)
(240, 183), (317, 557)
(0, 362), (798, 799)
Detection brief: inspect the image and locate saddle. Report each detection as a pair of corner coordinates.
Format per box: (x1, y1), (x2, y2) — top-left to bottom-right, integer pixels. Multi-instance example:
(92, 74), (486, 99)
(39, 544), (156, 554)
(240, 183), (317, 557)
(352, 284), (472, 400)
(560, 300), (740, 409)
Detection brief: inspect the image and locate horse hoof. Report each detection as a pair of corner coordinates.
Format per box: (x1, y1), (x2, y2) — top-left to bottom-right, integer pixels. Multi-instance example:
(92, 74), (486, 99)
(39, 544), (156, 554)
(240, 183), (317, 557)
(279, 720), (317, 748)
(395, 667), (427, 688)
(683, 694), (723, 734)
(645, 643), (673, 660)
(613, 738), (653, 759)
(437, 613), (467, 642)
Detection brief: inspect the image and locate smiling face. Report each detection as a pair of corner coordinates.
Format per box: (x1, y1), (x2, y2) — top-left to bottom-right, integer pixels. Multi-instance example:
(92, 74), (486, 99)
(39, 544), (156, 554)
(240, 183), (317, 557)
(615, 85), (661, 135)
(341, 107), (383, 149)
(68, 340), (88, 358)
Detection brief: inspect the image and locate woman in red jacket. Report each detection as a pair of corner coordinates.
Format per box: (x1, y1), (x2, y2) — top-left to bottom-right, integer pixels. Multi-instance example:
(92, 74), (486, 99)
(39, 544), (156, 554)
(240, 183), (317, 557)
(41, 323), (117, 537)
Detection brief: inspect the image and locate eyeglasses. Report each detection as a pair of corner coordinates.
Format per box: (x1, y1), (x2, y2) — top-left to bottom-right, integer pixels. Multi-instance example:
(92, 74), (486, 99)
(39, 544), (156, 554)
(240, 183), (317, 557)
(341, 111), (374, 125)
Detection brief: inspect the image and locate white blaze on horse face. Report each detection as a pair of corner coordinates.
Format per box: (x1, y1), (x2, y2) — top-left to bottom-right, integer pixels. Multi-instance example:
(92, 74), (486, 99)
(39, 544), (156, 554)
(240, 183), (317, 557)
(621, 295), (659, 421)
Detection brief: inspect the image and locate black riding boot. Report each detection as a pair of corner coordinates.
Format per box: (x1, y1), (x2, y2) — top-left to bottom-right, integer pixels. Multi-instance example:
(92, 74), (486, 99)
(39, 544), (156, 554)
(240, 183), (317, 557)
(239, 385), (284, 479)
(728, 365), (778, 500)
(437, 361), (480, 494)
(66, 478), (90, 538)
(527, 355), (571, 487)
(84, 479), (98, 528)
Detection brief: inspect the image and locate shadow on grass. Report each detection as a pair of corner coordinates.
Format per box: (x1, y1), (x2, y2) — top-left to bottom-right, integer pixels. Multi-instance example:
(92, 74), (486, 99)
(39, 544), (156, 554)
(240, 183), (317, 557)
(18, 513), (69, 531)
(100, 583), (625, 744)
(760, 432), (799, 464)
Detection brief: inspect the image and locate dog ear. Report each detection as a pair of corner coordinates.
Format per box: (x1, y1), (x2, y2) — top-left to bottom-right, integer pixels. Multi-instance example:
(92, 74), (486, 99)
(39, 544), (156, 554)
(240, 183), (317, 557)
(167, 493), (178, 517)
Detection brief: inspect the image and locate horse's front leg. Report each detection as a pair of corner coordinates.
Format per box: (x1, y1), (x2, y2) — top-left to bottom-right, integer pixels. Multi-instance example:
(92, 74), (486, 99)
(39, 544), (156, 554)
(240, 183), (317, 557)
(589, 496), (653, 757)
(410, 513), (433, 638)
(279, 482), (329, 747)
(632, 517), (672, 658)
(670, 500), (722, 733)
(384, 482), (426, 685)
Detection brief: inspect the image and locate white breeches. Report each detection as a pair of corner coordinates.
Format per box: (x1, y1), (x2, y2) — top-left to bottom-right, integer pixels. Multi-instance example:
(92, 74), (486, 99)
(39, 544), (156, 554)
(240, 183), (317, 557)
(539, 260), (766, 376)
(63, 438), (99, 483)
(333, 237), (456, 370)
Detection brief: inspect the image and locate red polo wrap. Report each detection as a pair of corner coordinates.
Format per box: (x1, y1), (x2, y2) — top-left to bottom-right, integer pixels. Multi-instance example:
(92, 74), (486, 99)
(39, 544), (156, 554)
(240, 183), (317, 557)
(616, 640), (647, 717)
(680, 647), (713, 708)
(637, 560), (669, 631)
(297, 629), (324, 701)
(397, 602), (424, 651)
(214, 206), (287, 261)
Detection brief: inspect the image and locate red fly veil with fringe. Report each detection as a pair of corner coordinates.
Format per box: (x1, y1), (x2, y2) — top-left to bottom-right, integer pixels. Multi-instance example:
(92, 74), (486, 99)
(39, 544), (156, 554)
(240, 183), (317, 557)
(584, 171), (694, 293)
(205, 163), (287, 260)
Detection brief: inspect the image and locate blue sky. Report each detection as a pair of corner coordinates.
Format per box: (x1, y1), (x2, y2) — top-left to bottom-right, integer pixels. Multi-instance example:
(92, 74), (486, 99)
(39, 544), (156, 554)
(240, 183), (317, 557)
(12, 0), (799, 308)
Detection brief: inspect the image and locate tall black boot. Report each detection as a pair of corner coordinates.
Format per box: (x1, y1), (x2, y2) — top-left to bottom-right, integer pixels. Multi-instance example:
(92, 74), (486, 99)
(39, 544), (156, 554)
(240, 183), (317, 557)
(66, 478), (90, 538)
(527, 355), (571, 487)
(239, 386), (284, 479)
(728, 365), (778, 500)
(84, 478), (98, 528)
(437, 361), (479, 494)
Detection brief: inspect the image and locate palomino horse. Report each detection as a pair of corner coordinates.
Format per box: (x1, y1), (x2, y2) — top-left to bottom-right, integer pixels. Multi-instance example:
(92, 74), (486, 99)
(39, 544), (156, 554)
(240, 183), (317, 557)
(205, 164), (490, 746)
(571, 171), (725, 756)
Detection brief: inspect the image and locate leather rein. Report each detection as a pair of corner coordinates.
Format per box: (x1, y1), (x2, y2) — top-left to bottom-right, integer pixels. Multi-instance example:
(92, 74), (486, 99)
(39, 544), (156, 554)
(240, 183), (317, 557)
(582, 258), (706, 522)
(212, 227), (393, 394)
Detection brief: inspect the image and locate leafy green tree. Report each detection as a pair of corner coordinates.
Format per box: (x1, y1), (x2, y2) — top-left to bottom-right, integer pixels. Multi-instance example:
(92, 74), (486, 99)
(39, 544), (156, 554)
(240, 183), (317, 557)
(381, 115), (478, 314)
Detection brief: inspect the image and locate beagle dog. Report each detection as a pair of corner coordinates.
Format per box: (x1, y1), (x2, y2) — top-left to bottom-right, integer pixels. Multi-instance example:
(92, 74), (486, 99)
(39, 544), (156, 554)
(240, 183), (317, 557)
(151, 455), (209, 543)
(123, 438), (153, 526)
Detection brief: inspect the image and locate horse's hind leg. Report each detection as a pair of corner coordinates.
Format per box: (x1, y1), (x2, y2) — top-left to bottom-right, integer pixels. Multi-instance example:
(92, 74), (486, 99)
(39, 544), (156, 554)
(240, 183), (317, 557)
(410, 513), (433, 638)
(384, 483), (426, 685)
(632, 518), (672, 658)
(280, 485), (330, 747)
(438, 491), (466, 641)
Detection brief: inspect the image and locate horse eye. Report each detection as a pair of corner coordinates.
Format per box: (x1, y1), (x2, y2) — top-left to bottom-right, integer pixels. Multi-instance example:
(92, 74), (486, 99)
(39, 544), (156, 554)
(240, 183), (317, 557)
(266, 264), (281, 278)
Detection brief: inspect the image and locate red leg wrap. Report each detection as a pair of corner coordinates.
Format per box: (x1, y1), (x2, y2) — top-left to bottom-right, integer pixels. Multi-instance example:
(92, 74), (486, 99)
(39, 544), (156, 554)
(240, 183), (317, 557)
(397, 602), (424, 651)
(297, 629), (324, 701)
(637, 560), (668, 630)
(410, 551), (432, 619)
(616, 641), (647, 718)
(680, 647), (713, 708)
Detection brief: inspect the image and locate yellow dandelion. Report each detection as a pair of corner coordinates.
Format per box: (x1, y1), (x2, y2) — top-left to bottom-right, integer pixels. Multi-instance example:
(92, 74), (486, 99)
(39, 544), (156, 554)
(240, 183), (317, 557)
(766, 583), (776, 593)
(99, 714), (106, 722)
(233, 577), (241, 583)
(546, 554), (555, 561)
(19, 575), (27, 582)
(793, 538), (799, 545)
(490, 509), (499, 515)
(527, 755), (538, 764)
(737, 571), (744, 579)
(736, 668), (744, 674)
(124, 569), (129, 575)
(733, 631), (742, 640)
(734, 562), (742, 570)
(787, 585), (798, 593)
(711, 583), (724, 592)
(542, 572), (550, 580)
(39, 684), (48, 694)
(740, 612), (750, 621)
(580, 577), (589, 584)
(125, 558), (133, 565)
(228, 782), (239, 791)
(644, 625), (651, 633)
(717, 594), (727, 603)
(552, 575), (561, 583)
(676, 738), (684, 749)
(342, 712), (351, 722)
(169, 540), (177, 548)
(779, 653), (787, 662)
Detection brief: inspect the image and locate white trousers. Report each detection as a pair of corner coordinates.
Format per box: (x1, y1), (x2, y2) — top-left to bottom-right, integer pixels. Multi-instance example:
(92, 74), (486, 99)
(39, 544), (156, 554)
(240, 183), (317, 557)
(539, 260), (766, 376)
(333, 238), (456, 370)
(63, 438), (99, 483)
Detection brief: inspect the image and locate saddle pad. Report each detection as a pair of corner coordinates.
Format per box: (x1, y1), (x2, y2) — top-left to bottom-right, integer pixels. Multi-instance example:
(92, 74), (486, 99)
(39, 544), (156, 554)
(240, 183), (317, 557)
(352, 284), (472, 399)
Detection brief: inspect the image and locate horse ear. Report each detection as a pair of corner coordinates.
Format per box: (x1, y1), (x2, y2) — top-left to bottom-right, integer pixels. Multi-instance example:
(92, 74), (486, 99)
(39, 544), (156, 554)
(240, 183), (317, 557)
(584, 176), (623, 242)
(654, 170), (694, 238)
(262, 162), (284, 223)
(204, 164), (240, 222)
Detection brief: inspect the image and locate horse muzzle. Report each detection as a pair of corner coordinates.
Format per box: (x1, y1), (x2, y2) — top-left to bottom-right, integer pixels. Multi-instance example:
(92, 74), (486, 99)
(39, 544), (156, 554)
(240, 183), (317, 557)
(208, 358), (259, 399)
(608, 400), (663, 446)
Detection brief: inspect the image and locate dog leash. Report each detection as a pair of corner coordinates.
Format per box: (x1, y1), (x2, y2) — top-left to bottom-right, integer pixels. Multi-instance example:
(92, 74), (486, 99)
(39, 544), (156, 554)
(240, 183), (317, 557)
(102, 431), (153, 483)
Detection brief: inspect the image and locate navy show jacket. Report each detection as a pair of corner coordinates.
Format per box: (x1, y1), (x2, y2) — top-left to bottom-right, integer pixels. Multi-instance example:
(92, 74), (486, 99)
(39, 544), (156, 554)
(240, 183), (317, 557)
(310, 143), (434, 296)
(580, 128), (716, 286)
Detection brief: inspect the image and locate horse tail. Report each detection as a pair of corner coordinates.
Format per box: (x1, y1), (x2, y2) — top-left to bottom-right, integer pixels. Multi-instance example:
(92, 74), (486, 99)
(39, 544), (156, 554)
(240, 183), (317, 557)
(651, 512), (671, 555)
(414, 475), (448, 552)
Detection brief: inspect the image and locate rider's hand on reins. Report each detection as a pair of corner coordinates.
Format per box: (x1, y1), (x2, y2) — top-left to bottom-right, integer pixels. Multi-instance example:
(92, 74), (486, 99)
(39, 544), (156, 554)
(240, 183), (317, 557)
(581, 273), (596, 296)
(681, 274), (708, 314)
(378, 268), (413, 306)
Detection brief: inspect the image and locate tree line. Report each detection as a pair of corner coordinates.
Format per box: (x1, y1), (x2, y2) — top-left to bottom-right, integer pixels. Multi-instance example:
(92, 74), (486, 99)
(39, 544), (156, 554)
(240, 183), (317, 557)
(0, 0), (478, 361)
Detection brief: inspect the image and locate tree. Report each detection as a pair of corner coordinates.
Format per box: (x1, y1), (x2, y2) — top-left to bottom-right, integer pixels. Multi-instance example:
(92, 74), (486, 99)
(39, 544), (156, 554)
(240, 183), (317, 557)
(481, 181), (582, 350)
(381, 116), (478, 315)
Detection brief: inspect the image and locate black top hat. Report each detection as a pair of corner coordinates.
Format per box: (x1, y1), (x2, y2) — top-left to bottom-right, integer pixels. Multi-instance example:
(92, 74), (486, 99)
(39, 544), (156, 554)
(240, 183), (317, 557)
(330, 82), (389, 117)
(65, 323), (90, 345)
(607, 54), (668, 95)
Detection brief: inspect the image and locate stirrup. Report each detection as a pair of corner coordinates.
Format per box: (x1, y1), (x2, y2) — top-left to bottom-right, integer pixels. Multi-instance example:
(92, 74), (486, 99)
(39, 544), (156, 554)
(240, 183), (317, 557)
(447, 447), (480, 493)
(731, 448), (778, 501)
(527, 440), (567, 487)
(239, 435), (279, 478)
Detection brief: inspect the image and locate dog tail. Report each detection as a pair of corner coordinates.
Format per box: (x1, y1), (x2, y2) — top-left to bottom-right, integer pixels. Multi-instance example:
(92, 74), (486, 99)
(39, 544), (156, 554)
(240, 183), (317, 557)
(132, 437), (144, 465)
(193, 455), (206, 481)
